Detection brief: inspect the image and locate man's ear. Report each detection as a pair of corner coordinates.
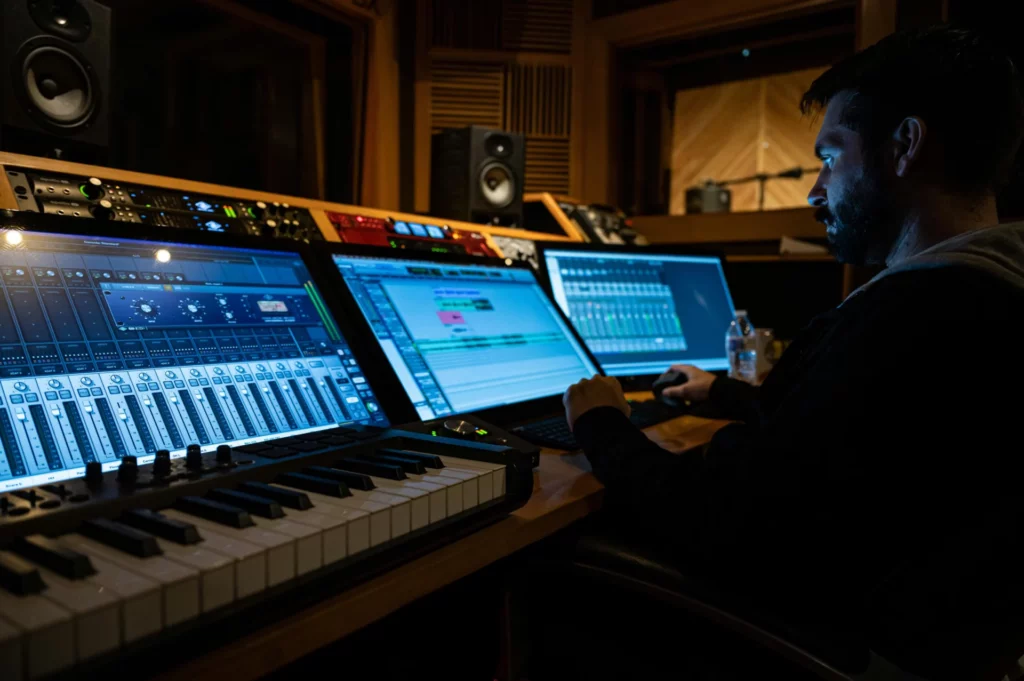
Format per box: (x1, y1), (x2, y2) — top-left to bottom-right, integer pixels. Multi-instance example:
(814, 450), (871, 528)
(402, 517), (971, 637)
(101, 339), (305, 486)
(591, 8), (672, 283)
(893, 116), (927, 178)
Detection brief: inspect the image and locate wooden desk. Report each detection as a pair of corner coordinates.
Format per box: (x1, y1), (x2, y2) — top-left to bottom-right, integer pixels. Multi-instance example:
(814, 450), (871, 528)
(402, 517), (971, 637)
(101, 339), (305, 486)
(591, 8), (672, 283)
(154, 405), (731, 681)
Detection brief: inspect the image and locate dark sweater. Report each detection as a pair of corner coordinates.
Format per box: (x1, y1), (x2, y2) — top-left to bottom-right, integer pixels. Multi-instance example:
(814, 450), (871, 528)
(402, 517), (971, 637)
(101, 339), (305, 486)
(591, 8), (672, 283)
(574, 247), (1024, 679)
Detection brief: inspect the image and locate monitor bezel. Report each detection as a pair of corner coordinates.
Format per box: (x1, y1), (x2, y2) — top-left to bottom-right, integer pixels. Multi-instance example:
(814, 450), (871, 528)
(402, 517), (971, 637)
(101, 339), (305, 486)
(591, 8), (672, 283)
(308, 242), (606, 427)
(534, 240), (733, 388)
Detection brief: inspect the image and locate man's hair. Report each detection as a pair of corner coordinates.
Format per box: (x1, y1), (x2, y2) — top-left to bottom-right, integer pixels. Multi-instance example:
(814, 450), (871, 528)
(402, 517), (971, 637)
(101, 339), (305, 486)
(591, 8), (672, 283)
(801, 25), (1024, 195)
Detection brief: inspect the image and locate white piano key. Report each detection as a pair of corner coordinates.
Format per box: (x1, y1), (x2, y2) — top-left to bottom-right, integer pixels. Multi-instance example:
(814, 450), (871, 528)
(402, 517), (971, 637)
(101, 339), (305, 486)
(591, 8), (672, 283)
(249, 517), (322, 576)
(0, 587), (74, 680)
(152, 539), (234, 613)
(162, 509), (296, 587)
(76, 553), (161, 643)
(269, 485), (370, 555)
(277, 484), (390, 548)
(354, 488), (411, 538)
(170, 527), (265, 599)
(432, 466), (481, 508)
(32, 564), (120, 661)
(59, 534), (200, 628)
(422, 473), (464, 514)
(367, 478), (431, 531)
(0, 616), (22, 681)
(269, 508), (349, 566)
(440, 456), (506, 500)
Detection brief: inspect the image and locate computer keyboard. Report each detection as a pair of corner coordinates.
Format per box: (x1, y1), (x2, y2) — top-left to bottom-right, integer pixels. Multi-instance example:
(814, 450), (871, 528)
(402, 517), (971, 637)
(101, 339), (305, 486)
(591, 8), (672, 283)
(513, 400), (684, 451)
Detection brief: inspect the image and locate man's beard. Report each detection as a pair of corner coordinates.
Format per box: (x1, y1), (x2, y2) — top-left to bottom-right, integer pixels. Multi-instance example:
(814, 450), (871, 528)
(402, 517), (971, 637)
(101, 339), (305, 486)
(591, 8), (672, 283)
(816, 168), (904, 266)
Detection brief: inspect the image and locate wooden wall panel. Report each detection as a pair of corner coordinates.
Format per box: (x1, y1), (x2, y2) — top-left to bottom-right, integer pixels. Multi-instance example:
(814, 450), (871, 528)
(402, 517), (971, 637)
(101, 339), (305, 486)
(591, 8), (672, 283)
(524, 137), (571, 193)
(429, 61), (505, 133)
(670, 67), (824, 213)
(670, 79), (762, 214)
(502, 0), (574, 53)
(761, 67), (825, 209)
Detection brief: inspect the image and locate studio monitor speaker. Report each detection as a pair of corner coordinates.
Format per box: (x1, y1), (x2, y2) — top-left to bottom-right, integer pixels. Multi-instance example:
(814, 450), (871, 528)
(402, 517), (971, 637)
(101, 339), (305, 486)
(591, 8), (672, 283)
(430, 126), (524, 227)
(1, 0), (111, 155)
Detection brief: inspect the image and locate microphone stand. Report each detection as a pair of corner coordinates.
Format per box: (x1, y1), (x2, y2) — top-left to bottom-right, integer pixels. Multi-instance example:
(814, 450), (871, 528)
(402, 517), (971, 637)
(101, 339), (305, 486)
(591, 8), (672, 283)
(717, 167), (821, 210)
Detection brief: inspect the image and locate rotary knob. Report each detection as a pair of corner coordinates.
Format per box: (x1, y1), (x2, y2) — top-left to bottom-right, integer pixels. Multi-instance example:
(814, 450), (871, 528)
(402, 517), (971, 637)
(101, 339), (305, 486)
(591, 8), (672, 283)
(91, 199), (114, 220)
(186, 444), (203, 470)
(443, 418), (479, 438)
(215, 444), (232, 465)
(85, 461), (104, 487)
(117, 455), (138, 484)
(153, 450), (172, 477)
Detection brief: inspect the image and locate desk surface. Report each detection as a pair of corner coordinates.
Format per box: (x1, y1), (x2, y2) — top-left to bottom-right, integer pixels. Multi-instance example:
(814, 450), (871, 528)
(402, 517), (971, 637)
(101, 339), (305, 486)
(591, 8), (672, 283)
(154, 399), (730, 681)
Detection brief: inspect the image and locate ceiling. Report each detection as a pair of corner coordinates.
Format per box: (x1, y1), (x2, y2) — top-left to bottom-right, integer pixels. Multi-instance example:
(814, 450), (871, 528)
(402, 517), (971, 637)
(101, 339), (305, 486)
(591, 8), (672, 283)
(620, 2), (857, 92)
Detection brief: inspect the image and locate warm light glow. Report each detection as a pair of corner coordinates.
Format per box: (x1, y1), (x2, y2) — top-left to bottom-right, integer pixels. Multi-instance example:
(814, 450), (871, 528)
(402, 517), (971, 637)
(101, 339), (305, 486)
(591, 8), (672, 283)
(4, 231), (23, 246)
(155, 249), (171, 263)
(504, 258), (513, 266)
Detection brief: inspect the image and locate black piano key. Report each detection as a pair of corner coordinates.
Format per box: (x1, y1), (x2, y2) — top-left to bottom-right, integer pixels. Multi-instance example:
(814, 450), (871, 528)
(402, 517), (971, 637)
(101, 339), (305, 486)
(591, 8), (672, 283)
(206, 489), (284, 519)
(277, 471), (351, 498)
(121, 509), (202, 545)
(0, 550), (46, 595)
(289, 441), (324, 453)
(334, 427), (381, 441)
(175, 496), (255, 528)
(238, 482), (312, 510)
(378, 448), (445, 469)
(333, 457), (406, 480)
(80, 518), (162, 558)
(321, 435), (355, 447)
(375, 454), (427, 475)
(12, 534), (96, 579)
(305, 465), (375, 491)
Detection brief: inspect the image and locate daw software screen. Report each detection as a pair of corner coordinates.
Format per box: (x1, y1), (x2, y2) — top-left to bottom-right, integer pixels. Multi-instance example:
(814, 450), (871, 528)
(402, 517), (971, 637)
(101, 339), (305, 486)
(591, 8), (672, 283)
(542, 249), (736, 375)
(332, 255), (600, 420)
(0, 231), (386, 492)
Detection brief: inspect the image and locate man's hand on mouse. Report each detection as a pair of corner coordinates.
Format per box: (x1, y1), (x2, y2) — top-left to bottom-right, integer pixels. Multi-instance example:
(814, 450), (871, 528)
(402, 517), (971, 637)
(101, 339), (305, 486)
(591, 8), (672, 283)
(661, 365), (717, 403)
(563, 375), (630, 431)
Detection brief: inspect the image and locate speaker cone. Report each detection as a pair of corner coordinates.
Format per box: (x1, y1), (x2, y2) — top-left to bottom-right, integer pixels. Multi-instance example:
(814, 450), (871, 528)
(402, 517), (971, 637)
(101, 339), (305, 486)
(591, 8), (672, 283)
(17, 42), (96, 129)
(479, 163), (516, 208)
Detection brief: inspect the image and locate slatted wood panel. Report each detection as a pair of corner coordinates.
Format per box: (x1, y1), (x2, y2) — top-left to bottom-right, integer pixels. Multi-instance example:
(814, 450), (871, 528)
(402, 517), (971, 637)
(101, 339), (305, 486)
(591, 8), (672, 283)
(505, 63), (572, 137)
(504, 63), (572, 194)
(524, 137), (571, 193)
(429, 0), (502, 50)
(501, 0), (574, 53)
(670, 68), (825, 213)
(429, 61), (505, 133)
(762, 67), (825, 210)
(670, 79), (761, 214)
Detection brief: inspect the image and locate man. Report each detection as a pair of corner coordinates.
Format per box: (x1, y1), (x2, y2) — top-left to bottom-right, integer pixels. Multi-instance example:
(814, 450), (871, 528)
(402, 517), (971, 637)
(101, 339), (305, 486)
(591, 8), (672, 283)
(563, 26), (1024, 680)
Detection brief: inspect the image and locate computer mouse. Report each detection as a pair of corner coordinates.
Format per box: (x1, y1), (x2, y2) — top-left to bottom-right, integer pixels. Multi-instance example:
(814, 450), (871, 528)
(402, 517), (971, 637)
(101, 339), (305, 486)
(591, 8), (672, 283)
(652, 370), (688, 406)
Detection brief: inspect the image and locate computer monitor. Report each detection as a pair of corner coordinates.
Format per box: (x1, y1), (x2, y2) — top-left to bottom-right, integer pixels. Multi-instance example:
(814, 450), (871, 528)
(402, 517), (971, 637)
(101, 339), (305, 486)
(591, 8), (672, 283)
(537, 244), (736, 377)
(328, 252), (601, 422)
(0, 219), (387, 492)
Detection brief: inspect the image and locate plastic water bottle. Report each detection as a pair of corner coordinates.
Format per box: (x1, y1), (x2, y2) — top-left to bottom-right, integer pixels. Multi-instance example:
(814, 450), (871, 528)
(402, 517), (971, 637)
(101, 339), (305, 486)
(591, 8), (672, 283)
(726, 310), (758, 384)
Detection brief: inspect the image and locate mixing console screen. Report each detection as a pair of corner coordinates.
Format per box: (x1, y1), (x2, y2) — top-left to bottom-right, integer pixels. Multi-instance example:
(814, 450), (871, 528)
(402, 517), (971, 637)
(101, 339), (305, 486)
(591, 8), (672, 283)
(543, 250), (736, 375)
(332, 255), (599, 419)
(0, 230), (386, 491)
